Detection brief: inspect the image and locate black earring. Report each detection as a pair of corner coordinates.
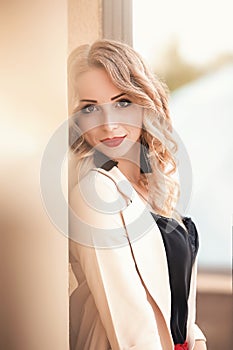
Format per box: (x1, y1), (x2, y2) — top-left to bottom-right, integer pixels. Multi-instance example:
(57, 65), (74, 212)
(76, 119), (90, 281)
(140, 135), (152, 174)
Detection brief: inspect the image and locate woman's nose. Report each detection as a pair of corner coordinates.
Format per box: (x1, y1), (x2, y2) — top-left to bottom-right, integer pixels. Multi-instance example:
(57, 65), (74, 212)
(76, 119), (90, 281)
(101, 111), (119, 131)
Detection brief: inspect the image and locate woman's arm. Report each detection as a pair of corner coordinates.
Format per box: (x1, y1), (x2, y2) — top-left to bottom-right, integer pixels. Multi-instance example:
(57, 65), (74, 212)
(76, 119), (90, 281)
(69, 171), (165, 350)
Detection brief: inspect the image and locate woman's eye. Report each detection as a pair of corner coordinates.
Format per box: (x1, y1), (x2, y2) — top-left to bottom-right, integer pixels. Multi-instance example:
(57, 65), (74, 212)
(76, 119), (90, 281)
(81, 104), (98, 114)
(115, 99), (132, 108)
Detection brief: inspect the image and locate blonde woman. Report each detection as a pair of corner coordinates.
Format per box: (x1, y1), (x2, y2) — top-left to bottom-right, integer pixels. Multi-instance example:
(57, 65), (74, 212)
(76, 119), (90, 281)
(68, 39), (207, 350)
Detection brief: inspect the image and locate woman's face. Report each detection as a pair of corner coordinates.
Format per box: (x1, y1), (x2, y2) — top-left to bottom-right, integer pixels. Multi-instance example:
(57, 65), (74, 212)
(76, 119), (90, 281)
(74, 67), (143, 159)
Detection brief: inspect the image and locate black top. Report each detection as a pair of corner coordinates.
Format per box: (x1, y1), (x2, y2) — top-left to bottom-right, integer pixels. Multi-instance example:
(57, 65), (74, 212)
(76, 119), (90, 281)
(96, 154), (199, 345)
(150, 213), (199, 345)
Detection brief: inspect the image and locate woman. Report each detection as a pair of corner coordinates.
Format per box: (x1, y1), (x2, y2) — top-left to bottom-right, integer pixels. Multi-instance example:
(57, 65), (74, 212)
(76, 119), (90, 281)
(68, 39), (207, 350)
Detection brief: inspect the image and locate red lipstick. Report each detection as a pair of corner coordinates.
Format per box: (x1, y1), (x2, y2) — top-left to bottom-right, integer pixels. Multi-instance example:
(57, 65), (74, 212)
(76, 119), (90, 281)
(100, 136), (126, 147)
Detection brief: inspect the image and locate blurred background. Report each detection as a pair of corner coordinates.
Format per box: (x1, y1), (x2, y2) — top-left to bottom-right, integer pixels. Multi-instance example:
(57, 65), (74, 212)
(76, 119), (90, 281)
(1, 0), (232, 349)
(133, 1), (232, 349)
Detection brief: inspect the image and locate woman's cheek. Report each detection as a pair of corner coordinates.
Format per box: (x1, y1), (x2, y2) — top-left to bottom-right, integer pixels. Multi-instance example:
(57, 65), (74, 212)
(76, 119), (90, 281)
(84, 132), (97, 147)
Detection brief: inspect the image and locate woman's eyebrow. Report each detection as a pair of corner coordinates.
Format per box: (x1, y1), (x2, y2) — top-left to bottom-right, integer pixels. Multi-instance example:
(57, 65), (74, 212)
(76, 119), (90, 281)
(80, 98), (97, 103)
(111, 93), (126, 100)
(79, 93), (126, 104)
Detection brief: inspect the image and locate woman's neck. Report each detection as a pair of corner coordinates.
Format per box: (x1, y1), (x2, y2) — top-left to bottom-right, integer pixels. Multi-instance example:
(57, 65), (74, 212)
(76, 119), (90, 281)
(117, 159), (141, 184)
(115, 142), (142, 184)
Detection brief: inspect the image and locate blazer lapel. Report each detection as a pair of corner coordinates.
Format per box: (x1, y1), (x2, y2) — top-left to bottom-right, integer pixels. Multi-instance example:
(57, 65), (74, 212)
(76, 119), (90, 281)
(122, 188), (172, 329)
(95, 166), (172, 330)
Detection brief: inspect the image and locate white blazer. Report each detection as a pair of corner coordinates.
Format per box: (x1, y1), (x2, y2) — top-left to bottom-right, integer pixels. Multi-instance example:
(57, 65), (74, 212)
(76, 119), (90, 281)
(69, 165), (206, 350)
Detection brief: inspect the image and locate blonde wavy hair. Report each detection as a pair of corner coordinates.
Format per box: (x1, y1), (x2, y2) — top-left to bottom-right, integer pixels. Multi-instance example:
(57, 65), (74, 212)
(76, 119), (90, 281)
(68, 39), (179, 218)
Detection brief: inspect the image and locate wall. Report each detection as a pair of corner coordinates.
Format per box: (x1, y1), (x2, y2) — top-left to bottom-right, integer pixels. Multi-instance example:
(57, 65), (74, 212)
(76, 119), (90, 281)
(0, 1), (68, 349)
(68, 0), (102, 53)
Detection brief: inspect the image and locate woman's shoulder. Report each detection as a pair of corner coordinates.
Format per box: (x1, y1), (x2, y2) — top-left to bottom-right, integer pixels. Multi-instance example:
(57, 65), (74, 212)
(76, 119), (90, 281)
(70, 167), (128, 214)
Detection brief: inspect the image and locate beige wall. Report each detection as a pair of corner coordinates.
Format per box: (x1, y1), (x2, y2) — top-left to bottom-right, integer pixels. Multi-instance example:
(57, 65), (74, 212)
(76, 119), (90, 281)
(0, 1), (68, 349)
(68, 0), (102, 53)
(67, 0), (133, 54)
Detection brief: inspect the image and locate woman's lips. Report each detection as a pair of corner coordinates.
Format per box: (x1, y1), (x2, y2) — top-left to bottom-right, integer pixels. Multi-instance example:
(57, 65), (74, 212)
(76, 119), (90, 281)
(100, 136), (126, 147)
